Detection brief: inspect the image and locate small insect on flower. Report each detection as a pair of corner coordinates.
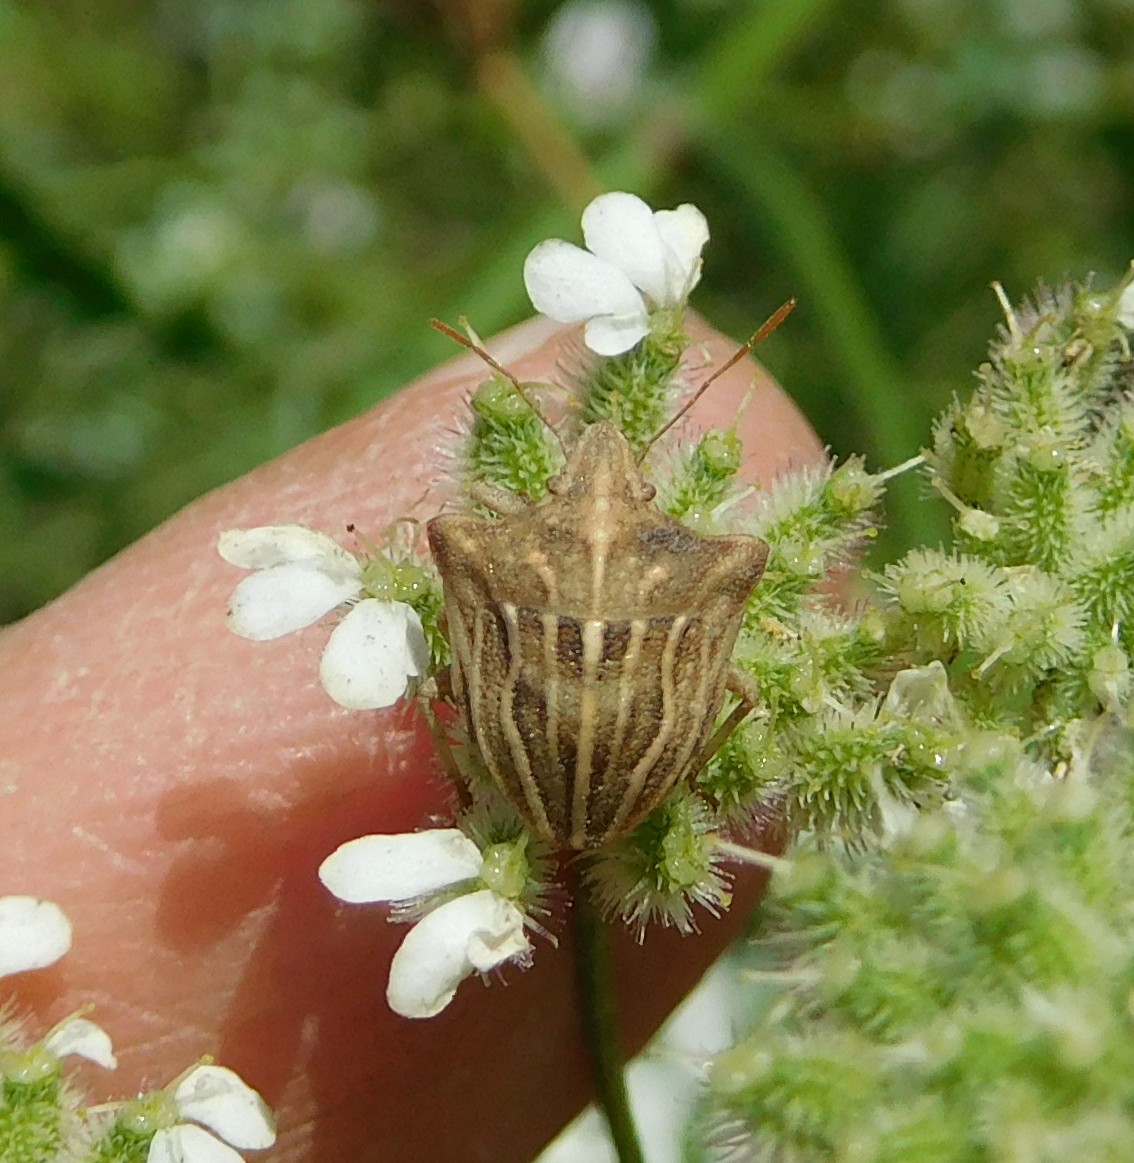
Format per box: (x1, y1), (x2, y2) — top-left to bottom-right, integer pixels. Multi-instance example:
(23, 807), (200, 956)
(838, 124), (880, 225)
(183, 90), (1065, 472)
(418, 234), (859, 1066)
(425, 305), (793, 852)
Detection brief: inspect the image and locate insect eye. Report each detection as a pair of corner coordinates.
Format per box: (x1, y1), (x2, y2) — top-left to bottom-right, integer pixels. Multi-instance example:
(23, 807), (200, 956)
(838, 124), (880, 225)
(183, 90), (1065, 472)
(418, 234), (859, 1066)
(639, 482), (656, 502)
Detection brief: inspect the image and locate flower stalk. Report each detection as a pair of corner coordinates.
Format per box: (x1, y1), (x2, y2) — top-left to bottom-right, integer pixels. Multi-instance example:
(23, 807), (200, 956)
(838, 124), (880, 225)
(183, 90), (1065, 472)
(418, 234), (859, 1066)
(572, 885), (645, 1163)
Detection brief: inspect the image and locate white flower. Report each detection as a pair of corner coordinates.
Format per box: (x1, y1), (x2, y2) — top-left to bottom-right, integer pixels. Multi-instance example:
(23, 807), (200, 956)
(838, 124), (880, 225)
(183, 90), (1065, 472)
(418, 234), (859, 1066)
(148, 1064), (276, 1163)
(219, 525), (430, 710)
(0, 896), (72, 977)
(44, 1017), (118, 1070)
(319, 829), (532, 1019)
(523, 191), (709, 356)
(1, 1015), (117, 1087)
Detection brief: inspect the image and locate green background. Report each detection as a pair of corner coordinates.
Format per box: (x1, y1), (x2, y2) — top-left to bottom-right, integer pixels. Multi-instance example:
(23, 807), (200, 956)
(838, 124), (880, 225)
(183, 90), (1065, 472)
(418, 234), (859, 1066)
(3, 0), (1133, 623)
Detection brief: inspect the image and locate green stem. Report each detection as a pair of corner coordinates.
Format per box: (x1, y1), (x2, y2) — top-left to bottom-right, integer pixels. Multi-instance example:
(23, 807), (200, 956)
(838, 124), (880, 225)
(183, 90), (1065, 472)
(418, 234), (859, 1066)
(573, 887), (645, 1163)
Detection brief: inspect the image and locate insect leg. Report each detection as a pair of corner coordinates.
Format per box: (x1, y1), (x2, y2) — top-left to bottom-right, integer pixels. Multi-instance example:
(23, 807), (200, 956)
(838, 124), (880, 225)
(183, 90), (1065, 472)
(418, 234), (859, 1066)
(692, 665), (761, 772)
(418, 667), (473, 808)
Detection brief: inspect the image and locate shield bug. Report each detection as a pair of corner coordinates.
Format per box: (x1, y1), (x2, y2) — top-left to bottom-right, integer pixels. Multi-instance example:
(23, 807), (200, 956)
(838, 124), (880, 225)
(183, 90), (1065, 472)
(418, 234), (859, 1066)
(425, 309), (792, 850)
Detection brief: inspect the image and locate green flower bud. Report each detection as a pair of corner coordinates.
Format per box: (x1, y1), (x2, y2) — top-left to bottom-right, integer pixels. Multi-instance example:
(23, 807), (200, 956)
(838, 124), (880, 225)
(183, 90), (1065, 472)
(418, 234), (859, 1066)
(1089, 644), (1130, 707)
(787, 655), (826, 715)
(774, 540), (826, 583)
(470, 377), (535, 423)
(1021, 427), (1067, 471)
(828, 460), (880, 516)
(896, 566), (954, 615)
(959, 507), (999, 541)
(359, 555), (397, 600)
(965, 404), (1009, 450)
(698, 429), (742, 476)
(479, 839), (529, 900)
(0, 1046), (57, 1085)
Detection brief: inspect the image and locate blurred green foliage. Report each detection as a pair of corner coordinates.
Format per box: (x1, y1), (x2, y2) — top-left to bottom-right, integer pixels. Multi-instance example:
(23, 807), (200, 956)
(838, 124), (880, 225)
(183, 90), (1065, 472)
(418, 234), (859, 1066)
(2, 0), (1134, 622)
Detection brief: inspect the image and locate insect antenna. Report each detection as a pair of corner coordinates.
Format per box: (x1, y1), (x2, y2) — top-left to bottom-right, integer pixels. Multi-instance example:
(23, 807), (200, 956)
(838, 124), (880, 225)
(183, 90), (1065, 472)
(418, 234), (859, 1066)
(638, 297), (797, 461)
(431, 318), (567, 454)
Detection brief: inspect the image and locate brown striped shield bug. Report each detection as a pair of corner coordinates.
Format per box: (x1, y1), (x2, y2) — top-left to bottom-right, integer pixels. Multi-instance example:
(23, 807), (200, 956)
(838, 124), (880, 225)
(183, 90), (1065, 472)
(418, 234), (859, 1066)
(424, 307), (792, 851)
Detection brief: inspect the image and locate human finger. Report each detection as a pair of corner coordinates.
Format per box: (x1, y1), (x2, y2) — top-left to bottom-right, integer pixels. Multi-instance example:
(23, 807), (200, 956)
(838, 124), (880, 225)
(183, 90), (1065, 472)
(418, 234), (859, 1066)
(0, 314), (825, 1161)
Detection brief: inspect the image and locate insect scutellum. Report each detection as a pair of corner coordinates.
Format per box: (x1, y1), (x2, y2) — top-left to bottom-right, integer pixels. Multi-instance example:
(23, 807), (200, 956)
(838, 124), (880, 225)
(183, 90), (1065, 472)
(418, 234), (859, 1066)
(422, 313), (791, 854)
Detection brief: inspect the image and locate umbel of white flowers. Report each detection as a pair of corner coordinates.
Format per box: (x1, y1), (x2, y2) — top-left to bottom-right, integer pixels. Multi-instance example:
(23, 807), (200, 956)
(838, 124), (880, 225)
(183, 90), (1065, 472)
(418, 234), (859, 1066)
(319, 829), (531, 1019)
(0, 896), (120, 1127)
(219, 525), (429, 709)
(148, 1064), (277, 1163)
(523, 190), (709, 355)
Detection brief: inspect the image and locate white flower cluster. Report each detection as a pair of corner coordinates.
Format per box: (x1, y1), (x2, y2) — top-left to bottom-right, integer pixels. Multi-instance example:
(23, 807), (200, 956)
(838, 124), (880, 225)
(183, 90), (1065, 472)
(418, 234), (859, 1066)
(0, 894), (109, 1078)
(523, 191), (708, 355)
(0, 895), (275, 1163)
(0, 895), (118, 1076)
(148, 1065), (276, 1163)
(319, 829), (532, 1019)
(219, 525), (429, 710)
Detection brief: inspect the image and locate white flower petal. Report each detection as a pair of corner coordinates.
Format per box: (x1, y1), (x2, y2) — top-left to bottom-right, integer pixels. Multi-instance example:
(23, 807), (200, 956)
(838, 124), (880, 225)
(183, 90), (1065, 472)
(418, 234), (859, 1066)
(44, 1018), (118, 1070)
(653, 203), (709, 302)
(524, 239), (646, 324)
(582, 191), (673, 305)
(319, 829), (483, 904)
(217, 525), (359, 576)
(148, 1125), (245, 1163)
(318, 599), (429, 710)
(386, 890), (531, 1019)
(226, 562), (361, 640)
(0, 896), (72, 977)
(583, 312), (652, 357)
(173, 1065), (276, 1150)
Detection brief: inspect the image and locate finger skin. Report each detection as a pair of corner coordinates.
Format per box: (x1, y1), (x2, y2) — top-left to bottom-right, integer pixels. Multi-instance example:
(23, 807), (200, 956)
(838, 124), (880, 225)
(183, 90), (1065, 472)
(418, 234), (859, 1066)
(0, 316), (824, 1161)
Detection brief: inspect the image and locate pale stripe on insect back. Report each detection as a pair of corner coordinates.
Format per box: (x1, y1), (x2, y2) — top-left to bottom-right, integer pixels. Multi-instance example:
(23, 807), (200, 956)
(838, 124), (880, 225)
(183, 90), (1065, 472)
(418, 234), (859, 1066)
(587, 484), (615, 613)
(540, 612), (562, 777)
(447, 597), (475, 739)
(569, 619), (606, 849)
(498, 602), (554, 838)
(607, 619), (647, 781)
(603, 613), (688, 842)
(642, 619), (719, 821)
(466, 605), (495, 779)
(679, 622), (718, 771)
